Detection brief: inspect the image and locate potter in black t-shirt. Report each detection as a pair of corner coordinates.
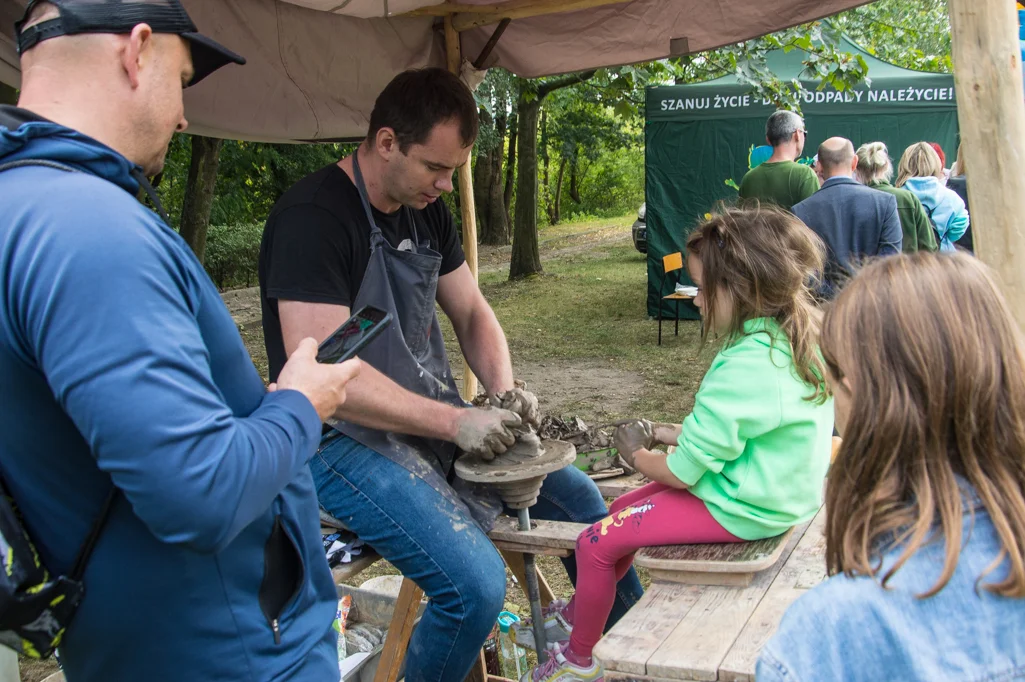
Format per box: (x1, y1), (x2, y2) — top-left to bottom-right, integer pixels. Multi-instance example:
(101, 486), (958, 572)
(258, 163), (465, 381)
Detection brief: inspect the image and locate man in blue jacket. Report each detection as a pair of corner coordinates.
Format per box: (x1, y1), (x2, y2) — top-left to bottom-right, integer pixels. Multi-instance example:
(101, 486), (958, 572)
(0, 1), (361, 680)
(793, 137), (903, 298)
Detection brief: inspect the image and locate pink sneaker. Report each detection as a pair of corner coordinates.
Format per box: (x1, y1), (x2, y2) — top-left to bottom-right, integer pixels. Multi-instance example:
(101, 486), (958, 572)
(510, 599), (573, 651)
(521, 642), (603, 682)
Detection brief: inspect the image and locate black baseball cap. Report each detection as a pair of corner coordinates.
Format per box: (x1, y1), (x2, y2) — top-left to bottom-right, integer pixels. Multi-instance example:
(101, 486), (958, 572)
(15, 0), (246, 86)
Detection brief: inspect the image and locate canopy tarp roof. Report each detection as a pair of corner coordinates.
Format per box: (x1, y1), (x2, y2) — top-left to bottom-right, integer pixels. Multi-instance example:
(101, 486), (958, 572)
(0, 0), (869, 142)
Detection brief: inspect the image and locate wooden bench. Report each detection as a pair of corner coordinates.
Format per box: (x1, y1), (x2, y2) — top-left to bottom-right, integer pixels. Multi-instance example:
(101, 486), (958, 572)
(594, 508), (827, 681)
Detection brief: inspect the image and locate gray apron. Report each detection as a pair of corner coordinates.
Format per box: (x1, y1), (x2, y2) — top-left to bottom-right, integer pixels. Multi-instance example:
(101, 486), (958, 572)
(331, 150), (502, 530)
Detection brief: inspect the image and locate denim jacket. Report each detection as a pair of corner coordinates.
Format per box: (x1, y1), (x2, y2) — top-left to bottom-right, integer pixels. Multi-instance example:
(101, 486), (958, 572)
(757, 486), (1025, 681)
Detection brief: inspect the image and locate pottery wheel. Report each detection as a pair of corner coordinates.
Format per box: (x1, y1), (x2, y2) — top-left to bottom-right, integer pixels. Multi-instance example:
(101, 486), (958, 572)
(455, 440), (576, 509)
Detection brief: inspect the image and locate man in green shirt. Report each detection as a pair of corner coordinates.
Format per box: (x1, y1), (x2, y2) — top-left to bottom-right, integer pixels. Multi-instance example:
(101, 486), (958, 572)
(739, 110), (819, 210)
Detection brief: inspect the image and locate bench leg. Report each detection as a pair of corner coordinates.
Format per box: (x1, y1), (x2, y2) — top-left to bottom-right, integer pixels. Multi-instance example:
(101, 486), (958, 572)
(373, 577), (424, 682)
(463, 650), (488, 682)
(501, 550), (556, 607)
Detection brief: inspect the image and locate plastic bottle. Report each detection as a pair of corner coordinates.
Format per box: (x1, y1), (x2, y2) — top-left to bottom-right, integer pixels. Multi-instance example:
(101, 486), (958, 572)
(497, 611), (528, 680)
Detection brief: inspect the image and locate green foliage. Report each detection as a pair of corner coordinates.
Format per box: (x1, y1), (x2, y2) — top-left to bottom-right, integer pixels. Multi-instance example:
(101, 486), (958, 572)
(833, 0), (952, 72)
(157, 135), (355, 230)
(568, 145), (644, 218)
(204, 222), (263, 290)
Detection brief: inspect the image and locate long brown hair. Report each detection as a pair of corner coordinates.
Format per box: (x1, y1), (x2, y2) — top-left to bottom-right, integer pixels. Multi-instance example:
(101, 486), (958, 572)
(686, 205), (829, 403)
(896, 141), (943, 187)
(821, 252), (1025, 597)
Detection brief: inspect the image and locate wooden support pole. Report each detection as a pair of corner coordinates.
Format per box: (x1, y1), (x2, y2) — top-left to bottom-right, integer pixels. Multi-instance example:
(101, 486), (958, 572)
(446, 14), (481, 400)
(948, 0), (1025, 328)
(373, 577), (424, 682)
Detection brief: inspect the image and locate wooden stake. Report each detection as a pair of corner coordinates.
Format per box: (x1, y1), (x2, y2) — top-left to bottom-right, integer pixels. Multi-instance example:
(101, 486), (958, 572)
(373, 577), (424, 682)
(948, 0), (1025, 328)
(446, 14), (481, 400)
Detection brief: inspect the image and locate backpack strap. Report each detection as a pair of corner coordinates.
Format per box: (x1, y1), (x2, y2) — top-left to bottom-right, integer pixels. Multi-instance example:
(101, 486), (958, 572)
(0, 158), (172, 225)
(0, 157), (119, 578)
(0, 158), (78, 174)
(68, 488), (118, 582)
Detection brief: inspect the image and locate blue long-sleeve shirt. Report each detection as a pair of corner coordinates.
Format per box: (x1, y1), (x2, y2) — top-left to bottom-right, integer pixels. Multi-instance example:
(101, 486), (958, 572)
(903, 176), (970, 252)
(0, 106), (340, 681)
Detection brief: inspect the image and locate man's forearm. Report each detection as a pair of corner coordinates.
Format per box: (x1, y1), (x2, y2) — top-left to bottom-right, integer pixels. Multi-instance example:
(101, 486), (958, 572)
(333, 363), (461, 441)
(453, 304), (515, 395)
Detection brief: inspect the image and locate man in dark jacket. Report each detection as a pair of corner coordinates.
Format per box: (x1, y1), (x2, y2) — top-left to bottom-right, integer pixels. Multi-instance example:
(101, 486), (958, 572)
(0, 2), (360, 679)
(793, 137), (903, 297)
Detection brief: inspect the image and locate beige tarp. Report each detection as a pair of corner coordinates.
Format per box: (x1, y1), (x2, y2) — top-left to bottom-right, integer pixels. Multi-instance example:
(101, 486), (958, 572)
(0, 0), (867, 142)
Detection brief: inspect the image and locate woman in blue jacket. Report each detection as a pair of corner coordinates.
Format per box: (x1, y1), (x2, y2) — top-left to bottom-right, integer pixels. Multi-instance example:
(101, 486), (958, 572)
(896, 142), (970, 251)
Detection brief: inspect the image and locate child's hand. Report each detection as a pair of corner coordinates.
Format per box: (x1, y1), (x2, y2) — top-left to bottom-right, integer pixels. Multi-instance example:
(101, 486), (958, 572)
(614, 420), (656, 466)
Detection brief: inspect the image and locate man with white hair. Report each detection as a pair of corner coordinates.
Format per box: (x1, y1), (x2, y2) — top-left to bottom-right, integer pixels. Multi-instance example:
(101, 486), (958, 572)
(739, 110), (819, 210)
(0, 1), (361, 679)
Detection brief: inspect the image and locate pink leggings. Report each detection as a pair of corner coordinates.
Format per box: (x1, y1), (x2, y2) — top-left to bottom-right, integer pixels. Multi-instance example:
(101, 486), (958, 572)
(566, 482), (741, 659)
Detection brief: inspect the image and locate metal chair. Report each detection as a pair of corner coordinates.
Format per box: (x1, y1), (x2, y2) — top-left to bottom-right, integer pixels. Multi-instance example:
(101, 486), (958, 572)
(657, 251), (693, 345)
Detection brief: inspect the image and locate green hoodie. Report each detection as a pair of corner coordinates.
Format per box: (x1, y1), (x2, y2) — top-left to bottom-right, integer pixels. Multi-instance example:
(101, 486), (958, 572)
(867, 180), (938, 253)
(667, 318), (834, 540)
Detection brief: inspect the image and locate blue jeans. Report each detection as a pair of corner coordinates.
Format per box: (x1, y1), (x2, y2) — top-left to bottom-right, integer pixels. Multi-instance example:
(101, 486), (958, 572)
(311, 434), (643, 682)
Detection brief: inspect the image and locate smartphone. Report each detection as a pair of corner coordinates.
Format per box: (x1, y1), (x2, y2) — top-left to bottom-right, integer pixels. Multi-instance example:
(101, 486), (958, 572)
(316, 305), (392, 364)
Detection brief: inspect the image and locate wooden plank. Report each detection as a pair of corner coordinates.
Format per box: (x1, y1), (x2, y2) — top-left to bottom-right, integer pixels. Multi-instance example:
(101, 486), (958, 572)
(605, 673), (677, 682)
(463, 650), (488, 682)
(634, 527), (794, 574)
(488, 516), (588, 551)
(646, 568), (753, 587)
(596, 472), (647, 499)
(493, 540), (572, 557)
(588, 467), (626, 481)
(373, 577), (424, 682)
(331, 549), (381, 585)
(718, 511), (827, 682)
(948, 0), (1025, 328)
(593, 582), (703, 675)
(502, 550), (556, 606)
(643, 523), (808, 681)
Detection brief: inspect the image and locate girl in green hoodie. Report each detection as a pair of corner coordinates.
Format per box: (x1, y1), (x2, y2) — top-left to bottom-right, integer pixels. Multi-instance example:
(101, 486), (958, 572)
(523, 206), (835, 682)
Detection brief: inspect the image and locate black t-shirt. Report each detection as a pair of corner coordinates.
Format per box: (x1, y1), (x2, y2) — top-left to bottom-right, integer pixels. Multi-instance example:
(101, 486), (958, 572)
(259, 163), (465, 381)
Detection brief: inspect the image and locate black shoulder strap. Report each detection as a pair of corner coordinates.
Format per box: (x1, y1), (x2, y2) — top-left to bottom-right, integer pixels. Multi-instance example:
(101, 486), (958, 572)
(68, 488), (118, 581)
(0, 158), (78, 174)
(0, 158), (172, 226)
(0, 158), (120, 578)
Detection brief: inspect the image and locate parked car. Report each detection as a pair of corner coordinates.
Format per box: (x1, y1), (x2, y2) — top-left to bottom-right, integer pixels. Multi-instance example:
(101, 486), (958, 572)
(632, 203), (647, 253)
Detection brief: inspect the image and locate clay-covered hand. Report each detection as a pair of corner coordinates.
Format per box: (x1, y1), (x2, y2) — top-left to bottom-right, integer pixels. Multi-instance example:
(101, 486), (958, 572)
(454, 406), (523, 460)
(489, 384), (541, 429)
(613, 419), (656, 467)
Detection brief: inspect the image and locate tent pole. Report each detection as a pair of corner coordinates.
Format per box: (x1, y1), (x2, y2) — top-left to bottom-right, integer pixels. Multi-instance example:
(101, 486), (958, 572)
(446, 15), (481, 400)
(948, 0), (1025, 328)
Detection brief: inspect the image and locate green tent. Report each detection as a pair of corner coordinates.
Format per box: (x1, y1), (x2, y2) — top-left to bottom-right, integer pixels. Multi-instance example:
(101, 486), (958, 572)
(644, 38), (959, 319)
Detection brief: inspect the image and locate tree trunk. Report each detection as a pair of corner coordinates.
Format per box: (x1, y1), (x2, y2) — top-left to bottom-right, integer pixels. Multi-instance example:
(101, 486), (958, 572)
(473, 108), (493, 240)
(569, 150), (582, 204)
(0, 83), (16, 105)
(540, 107), (552, 224)
(179, 135), (223, 266)
(510, 96), (544, 279)
(509, 71), (597, 280)
(552, 157), (568, 225)
(504, 112), (518, 223)
(488, 112), (509, 244)
(480, 112), (510, 245)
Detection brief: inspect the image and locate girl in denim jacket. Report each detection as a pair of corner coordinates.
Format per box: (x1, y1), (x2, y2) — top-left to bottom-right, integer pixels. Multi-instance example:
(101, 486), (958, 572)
(758, 252), (1025, 681)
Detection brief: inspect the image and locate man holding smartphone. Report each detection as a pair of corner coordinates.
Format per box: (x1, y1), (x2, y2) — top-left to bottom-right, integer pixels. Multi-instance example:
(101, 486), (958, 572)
(0, 2), (361, 680)
(259, 67), (643, 682)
